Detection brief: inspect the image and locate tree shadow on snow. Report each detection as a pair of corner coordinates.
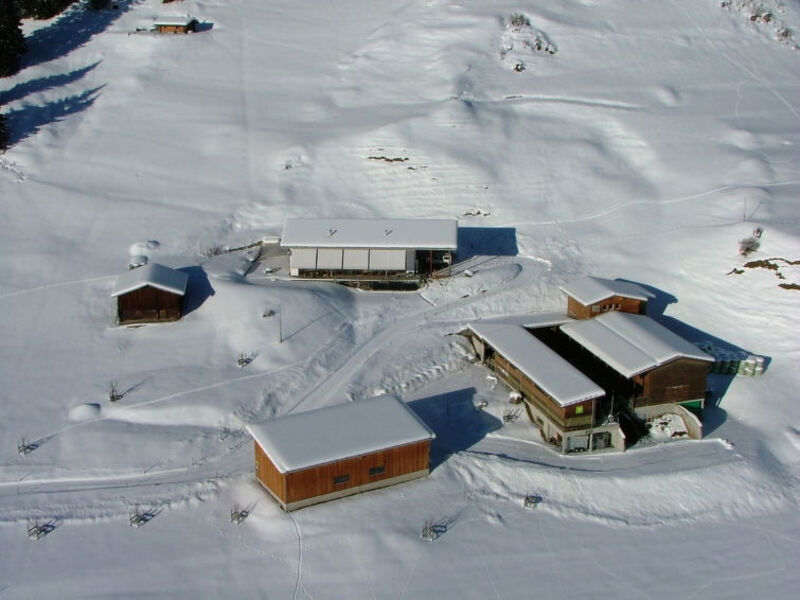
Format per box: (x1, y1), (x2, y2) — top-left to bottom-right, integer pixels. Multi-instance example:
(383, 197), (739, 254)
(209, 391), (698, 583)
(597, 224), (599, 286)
(178, 266), (215, 316)
(408, 388), (502, 470)
(455, 227), (518, 263)
(0, 62), (100, 106)
(4, 86), (104, 145)
(23, 1), (136, 69)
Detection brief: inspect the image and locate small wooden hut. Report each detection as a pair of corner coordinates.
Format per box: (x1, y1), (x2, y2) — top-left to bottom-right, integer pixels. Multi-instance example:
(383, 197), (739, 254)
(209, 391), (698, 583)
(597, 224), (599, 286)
(111, 263), (188, 324)
(246, 396), (435, 511)
(153, 16), (199, 34)
(561, 276), (653, 319)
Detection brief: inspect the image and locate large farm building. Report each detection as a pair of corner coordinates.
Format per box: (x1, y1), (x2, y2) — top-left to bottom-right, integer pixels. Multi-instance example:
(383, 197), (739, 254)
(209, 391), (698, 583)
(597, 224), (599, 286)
(280, 217), (457, 284)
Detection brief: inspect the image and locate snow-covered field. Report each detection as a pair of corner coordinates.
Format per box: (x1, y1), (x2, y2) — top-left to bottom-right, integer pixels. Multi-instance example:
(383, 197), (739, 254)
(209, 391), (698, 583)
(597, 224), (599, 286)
(1, 0), (799, 597)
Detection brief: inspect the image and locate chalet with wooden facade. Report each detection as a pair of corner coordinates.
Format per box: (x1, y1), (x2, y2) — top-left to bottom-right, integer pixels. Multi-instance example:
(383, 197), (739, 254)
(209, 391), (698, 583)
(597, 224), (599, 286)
(153, 16), (199, 34)
(561, 276), (653, 320)
(111, 263), (188, 325)
(246, 396), (435, 511)
(560, 312), (714, 416)
(467, 320), (623, 454)
(280, 217), (457, 284)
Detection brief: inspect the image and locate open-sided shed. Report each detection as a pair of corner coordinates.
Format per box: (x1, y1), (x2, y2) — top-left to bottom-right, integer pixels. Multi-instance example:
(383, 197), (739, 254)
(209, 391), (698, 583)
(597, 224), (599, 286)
(246, 396), (435, 511)
(561, 276), (653, 319)
(281, 217), (458, 281)
(111, 263), (188, 324)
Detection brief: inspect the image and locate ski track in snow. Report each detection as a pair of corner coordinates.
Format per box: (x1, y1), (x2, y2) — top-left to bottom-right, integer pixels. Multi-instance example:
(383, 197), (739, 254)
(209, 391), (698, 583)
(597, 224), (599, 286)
(0, 274), (116, 299)
(501, 180), (800, 228)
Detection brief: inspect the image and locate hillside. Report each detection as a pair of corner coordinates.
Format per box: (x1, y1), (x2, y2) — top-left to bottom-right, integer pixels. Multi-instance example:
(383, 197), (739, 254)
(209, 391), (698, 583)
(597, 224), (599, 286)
(1, 1), (799, 598)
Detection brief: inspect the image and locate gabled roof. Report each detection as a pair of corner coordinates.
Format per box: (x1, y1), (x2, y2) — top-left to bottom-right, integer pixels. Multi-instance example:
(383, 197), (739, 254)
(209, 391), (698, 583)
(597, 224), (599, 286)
(468, 322), (604, 407)
(111, 263), (189, 297)
(560, 312), (713, 378)
(246, 396), (435, 474)
(560, 276), (653, 305)
(281, 218), (458, 250)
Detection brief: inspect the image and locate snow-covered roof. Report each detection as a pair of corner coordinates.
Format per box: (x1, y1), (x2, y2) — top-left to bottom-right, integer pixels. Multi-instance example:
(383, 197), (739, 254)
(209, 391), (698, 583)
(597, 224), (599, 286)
(468, 322), (604, 407)
(560, 276), (653, 305)
(472, 312), (573, 330)
(246, 396), (435, 474)
(560, 312), (714, 378)
(154, 16), (198, 27)
(281, 218), (458, 250)
(111, 263), (189, 297)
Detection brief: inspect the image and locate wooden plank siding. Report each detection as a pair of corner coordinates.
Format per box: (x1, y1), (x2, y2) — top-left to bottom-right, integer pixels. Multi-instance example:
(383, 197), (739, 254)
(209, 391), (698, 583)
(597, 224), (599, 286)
(279, 440), (430, 505)
(254, 442), (286, 503)
(117, 286), (182, 324)
(634, 358), (711, 408)
(491, 353), (595, 430)
(566, 295), (646, 320)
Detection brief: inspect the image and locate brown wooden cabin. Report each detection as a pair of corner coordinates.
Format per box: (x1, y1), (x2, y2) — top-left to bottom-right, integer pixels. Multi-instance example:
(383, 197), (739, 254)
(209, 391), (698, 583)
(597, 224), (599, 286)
(561, 276), (653, 319)
(560, 311), (714, 414)
(467, 321), (622, 453)
(153, 17), (198, 34)
(111, 263), (188, 325)
(247, 396), (435, 511)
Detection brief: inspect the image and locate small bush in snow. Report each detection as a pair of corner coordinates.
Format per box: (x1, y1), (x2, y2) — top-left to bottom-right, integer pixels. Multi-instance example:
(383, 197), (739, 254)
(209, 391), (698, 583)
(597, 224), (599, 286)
(739, 236), (760, 256)
(508, 13), (530, 30)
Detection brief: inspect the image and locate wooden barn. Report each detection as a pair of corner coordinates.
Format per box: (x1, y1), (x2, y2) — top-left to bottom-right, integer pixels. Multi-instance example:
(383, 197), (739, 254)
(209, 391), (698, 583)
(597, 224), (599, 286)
(466, 320), (623, 454)
(246, 396), (435, 511)
(280, 217), (457, 283)
(561, 276), (653, 320)
(153, 16), (199, 34)
(559, 312), (714, 415)
(111, 263), (188, 325)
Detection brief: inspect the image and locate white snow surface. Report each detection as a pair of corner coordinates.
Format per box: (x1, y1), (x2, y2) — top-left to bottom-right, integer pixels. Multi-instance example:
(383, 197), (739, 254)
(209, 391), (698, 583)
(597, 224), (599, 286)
(561, 312), (715, 377)
(560, 275), (654, 304)
(110, 262), (189, 297)
(281, 217), (458, 249)
(468, 322), (604, 406)
(246, 395), (434, 473)
(1, 0), (800, 598)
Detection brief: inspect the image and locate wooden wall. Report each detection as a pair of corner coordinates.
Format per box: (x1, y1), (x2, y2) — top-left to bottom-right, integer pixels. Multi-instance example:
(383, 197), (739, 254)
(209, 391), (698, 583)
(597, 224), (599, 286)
(636, 358), (711, 408)
(493, 353), (595, 430)
(117, 286), (182, 323)
(566, 295), (646, 320)
(283, 440), (430, 505)
(254, 442), (286, 502)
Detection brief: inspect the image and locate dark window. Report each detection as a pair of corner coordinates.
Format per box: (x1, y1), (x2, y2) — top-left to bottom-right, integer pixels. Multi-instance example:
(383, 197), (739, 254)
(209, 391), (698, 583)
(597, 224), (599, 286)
(333, 474), (350, 485)
(369, 465), (386, 477)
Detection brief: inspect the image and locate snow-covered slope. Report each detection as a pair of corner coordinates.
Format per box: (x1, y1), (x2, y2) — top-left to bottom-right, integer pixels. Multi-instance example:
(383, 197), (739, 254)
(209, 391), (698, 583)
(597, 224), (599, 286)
(1, 0), (799, 598)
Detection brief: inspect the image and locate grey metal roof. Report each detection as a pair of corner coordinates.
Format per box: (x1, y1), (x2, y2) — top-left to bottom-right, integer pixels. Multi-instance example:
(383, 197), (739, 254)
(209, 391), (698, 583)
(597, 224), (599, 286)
(468, 322), (605, 407)
(560, 312), (713, 378)
(560, 276), (653, 305)
(246, 396), (435, 474)
(111, 263), (189, 297)
(281, 218), (458, 250)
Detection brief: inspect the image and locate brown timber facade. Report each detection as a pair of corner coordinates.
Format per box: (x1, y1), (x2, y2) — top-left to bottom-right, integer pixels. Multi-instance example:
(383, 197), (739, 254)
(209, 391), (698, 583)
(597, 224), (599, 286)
(633, 357), (712, 410)
(254, 439), (431, 511)
(566, 294), (647, 320)
(117, 285), (182, 324)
